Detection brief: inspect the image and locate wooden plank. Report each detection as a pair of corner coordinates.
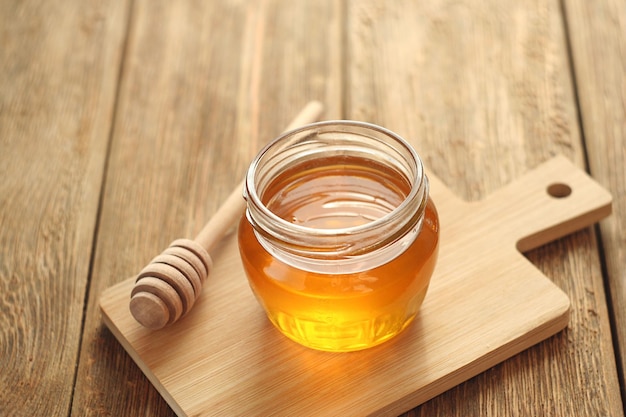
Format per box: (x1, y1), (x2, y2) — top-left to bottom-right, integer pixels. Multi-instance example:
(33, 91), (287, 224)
(563, 0), (626, 401)
(0, 1), (129, 416)
(345, 0), (623, 416)
(71, 0), (342, 415)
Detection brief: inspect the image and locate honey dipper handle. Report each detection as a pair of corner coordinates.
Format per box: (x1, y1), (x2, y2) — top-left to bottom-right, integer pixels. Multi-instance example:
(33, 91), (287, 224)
(194, 100), (325, 251)
(281, 100), (324, 132)
(194, 179), (246, 251)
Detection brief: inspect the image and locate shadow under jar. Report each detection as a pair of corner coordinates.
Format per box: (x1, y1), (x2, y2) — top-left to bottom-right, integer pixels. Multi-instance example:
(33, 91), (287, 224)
(238, 121), (439, 352)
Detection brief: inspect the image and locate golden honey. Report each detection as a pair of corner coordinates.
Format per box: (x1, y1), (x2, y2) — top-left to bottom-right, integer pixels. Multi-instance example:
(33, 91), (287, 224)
(238, 121), (439, 352)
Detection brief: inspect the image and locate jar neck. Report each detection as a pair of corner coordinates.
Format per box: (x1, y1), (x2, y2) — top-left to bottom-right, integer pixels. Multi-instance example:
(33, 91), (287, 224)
(243, 121), (428, 271)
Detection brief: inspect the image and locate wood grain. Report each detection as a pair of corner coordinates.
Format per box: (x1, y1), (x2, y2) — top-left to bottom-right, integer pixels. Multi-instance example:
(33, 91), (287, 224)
(2, 0), (621, 415)
(71, 1), (341, 415)
(344, 0), (622, 416)
(563, 0), (626, 400)
(0, 1), (128, 415)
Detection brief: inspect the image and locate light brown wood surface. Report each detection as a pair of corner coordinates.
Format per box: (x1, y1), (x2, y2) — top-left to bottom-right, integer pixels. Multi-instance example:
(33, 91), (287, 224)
(564, 0), (626, 392)
(100, 156), (611, 416)
(1, 0), (625, 416)
(0, 1), (128, 416)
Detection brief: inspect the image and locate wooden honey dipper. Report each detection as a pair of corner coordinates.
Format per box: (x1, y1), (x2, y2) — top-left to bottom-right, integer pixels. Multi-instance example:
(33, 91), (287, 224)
(129, 101), (325, 329)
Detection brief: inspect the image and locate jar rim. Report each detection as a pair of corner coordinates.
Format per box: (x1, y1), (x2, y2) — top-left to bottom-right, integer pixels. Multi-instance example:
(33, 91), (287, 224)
(243, 120), (427, 241)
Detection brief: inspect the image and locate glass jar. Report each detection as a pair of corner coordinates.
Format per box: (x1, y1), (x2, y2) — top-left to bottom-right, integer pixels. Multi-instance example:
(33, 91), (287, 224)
(238, 121), (439, 352)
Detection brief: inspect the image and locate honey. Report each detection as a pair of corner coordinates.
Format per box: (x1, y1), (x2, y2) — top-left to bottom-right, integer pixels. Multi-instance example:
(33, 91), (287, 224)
(238, 121), (439, 352)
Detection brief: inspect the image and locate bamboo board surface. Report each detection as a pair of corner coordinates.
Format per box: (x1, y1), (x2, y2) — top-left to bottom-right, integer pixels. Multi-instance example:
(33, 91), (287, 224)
(100, 155), (611, 417)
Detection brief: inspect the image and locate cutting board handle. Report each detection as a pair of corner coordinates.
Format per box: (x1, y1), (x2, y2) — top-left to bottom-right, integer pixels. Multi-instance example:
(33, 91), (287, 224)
(479, 155), (612, 252)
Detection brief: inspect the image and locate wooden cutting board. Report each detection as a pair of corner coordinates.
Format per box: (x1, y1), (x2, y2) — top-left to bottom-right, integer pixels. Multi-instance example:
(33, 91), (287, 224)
(100, 155), (612, 417)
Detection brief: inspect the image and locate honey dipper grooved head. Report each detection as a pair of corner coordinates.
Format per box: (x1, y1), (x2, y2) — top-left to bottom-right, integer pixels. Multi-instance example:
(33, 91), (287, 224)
(129, 239), (213, 329)
(129, 292), (170, 330)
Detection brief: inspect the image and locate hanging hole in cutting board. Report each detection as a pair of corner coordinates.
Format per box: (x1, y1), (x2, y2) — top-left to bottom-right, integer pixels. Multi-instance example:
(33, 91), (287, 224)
(547, 183), (572, 198)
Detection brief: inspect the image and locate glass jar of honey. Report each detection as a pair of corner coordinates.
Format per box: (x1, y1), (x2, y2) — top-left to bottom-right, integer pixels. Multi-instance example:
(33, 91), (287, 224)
(238, 121), (439, 352)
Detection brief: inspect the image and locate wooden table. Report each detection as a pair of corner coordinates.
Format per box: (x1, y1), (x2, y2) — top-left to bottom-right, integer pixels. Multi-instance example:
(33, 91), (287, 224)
(1, 1), (624, 416)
